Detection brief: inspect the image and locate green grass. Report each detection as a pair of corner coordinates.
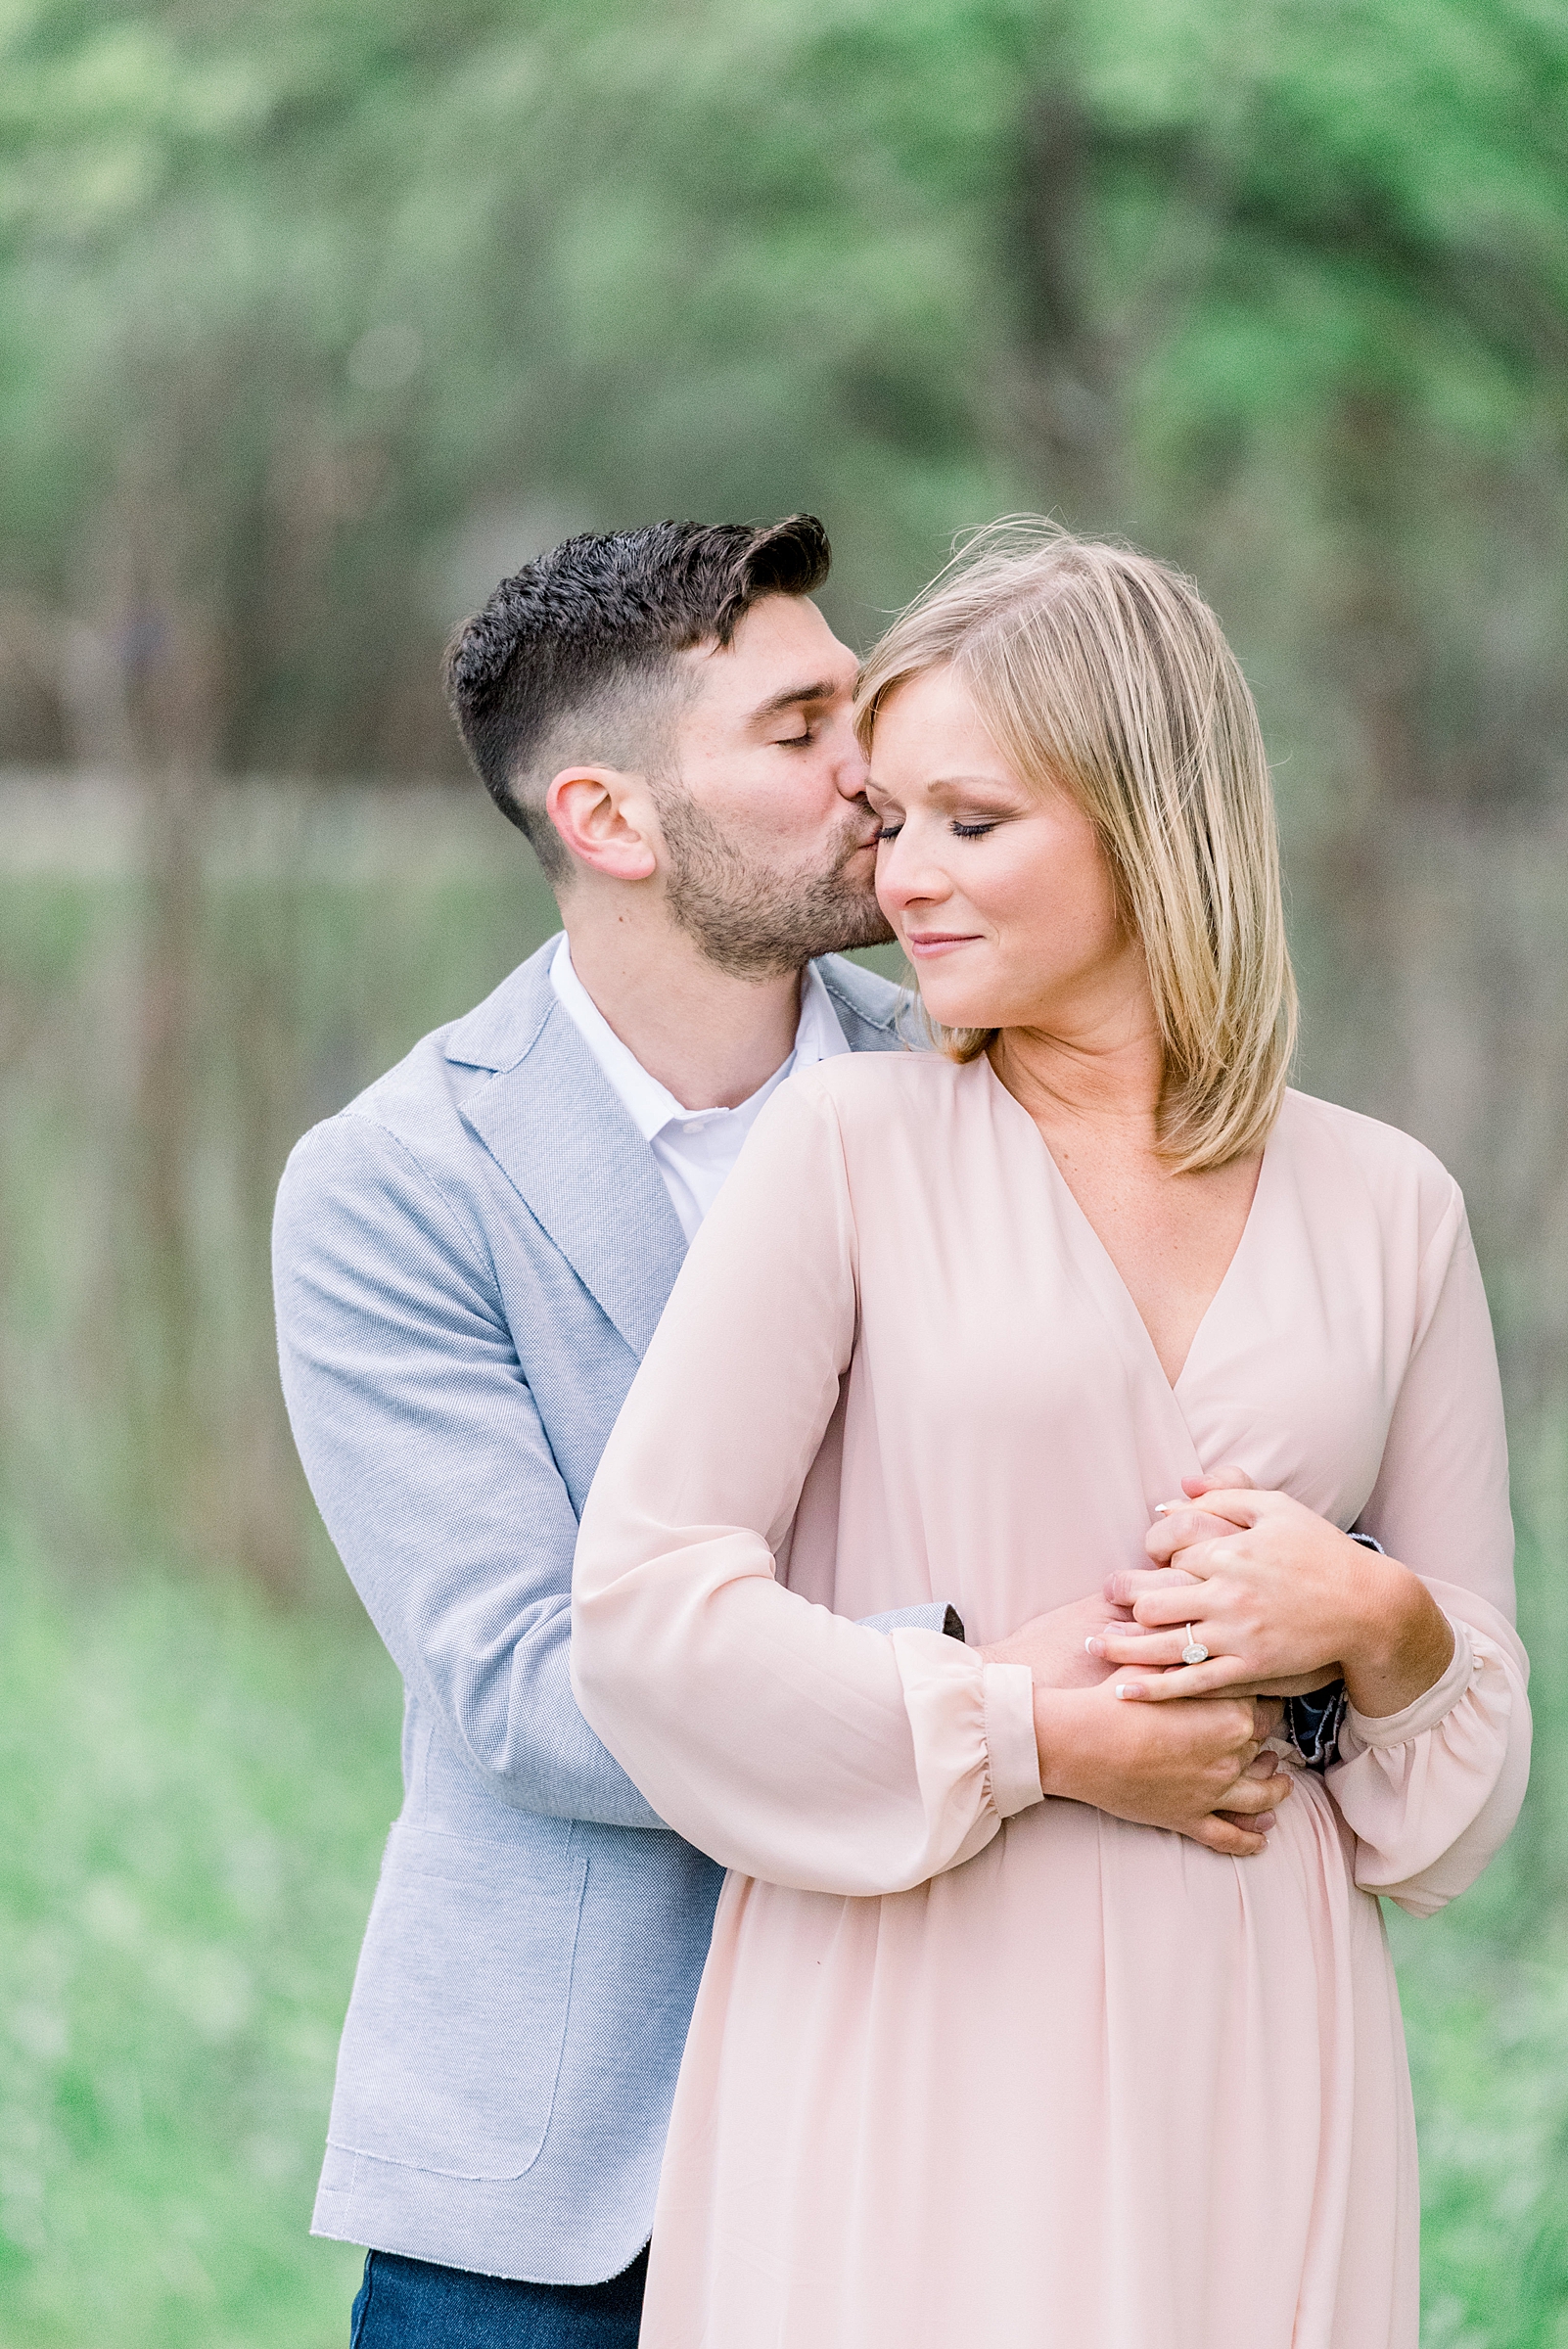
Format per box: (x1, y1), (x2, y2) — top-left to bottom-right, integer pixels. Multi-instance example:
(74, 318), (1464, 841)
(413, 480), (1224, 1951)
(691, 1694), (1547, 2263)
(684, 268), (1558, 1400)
(1, 1532), (1564, 2347)
(0, 1536), (401, 2347)
(1395, 1913), (1568, 2349)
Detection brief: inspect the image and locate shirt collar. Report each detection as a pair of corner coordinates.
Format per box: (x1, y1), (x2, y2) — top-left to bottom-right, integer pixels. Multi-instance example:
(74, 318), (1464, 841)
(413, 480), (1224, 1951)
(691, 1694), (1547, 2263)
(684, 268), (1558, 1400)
(549, 935), (850, 1142)
(797, 959), (854, 1070)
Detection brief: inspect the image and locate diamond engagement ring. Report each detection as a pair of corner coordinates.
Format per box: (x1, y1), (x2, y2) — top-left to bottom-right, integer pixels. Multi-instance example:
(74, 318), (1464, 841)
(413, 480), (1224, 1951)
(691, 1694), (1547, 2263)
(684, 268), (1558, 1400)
(1181, 1626), (1210, 1665)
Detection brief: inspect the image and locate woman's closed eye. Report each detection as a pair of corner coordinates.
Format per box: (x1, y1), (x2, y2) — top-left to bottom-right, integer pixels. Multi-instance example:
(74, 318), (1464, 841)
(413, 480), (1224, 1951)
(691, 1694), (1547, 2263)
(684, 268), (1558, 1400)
(874, 817), (999, 842)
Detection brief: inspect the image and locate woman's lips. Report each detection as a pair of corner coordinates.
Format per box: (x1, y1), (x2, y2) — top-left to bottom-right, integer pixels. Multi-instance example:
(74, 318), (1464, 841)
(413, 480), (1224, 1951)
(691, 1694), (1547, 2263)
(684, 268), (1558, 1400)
(903, 932), (983, 959)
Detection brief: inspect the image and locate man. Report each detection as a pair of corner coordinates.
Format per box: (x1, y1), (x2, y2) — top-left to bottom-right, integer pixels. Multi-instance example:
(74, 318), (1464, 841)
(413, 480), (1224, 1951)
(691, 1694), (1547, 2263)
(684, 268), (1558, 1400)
(273, 517), (963, 2346)
(274, 515), (1284, 2345)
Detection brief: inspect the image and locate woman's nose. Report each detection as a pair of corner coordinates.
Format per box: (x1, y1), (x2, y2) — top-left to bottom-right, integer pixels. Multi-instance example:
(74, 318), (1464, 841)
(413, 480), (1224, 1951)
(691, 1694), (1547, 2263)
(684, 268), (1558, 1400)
(876, 830), (951, 911)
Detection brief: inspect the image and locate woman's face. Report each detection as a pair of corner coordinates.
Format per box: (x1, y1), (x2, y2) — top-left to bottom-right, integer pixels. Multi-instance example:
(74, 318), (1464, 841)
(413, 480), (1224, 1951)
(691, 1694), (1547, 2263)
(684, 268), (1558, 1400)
(867, 665), (1142, 1038)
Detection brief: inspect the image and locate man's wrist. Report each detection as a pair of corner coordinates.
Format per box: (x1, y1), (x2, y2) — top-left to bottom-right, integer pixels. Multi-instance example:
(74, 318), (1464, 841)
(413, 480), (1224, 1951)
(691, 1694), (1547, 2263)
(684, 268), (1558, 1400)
(1032, 1684), (1085, 1802)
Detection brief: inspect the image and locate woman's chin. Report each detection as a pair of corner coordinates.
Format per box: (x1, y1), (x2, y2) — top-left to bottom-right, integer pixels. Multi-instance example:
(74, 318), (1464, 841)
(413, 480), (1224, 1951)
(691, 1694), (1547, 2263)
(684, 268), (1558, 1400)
(915, 984), (1002, 1033)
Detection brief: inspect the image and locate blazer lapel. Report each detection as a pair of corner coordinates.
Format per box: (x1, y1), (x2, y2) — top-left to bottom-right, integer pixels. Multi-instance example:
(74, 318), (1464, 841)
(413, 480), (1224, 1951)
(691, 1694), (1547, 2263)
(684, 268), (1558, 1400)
(446, 944), (687, 1358)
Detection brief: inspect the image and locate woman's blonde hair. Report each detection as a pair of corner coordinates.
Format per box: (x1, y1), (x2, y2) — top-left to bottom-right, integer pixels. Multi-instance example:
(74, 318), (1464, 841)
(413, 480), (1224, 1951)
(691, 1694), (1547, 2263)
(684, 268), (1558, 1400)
(854, 521), (1297, 1173)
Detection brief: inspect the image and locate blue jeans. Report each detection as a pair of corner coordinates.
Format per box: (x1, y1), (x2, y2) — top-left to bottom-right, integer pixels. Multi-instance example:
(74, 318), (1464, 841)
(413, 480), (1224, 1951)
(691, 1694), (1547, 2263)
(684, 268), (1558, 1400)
(349, 2245), (648, 2347)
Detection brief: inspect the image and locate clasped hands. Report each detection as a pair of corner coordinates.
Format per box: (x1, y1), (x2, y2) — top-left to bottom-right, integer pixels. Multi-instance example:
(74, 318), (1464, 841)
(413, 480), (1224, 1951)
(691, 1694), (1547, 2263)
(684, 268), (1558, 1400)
(983, 1466), (1453, 1862)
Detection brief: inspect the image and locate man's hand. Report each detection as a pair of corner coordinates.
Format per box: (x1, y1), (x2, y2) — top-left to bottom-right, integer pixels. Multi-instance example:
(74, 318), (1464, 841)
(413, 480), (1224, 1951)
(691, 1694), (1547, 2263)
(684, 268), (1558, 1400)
(1032, 1679), (1293, 1857)
(979, 1590), (1134, 1692)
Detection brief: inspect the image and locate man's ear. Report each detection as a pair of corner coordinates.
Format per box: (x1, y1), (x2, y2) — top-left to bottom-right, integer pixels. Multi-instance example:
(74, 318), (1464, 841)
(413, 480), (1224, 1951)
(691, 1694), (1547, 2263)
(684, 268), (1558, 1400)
(544, 766), (660, 882)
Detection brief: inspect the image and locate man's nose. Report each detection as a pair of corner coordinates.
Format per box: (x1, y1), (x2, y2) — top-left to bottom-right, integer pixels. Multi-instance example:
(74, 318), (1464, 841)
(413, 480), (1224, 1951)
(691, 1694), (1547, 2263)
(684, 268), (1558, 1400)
(831, 728), (871, 801)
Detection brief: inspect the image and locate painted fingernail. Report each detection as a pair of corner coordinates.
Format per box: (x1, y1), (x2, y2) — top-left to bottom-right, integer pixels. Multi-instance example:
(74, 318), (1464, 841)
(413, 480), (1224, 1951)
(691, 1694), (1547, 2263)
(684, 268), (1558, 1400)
(1114, 1682), (1146, 1700)
(1084, 1636), (1105, 1656)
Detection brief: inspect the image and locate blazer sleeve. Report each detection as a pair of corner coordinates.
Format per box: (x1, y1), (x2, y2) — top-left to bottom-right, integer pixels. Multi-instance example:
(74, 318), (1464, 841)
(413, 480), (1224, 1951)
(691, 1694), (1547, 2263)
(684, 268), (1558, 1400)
(273, 1109), (672, 1831)
(571, 1078), (1042, 1898)
(1323, 1199), (1531, 1916)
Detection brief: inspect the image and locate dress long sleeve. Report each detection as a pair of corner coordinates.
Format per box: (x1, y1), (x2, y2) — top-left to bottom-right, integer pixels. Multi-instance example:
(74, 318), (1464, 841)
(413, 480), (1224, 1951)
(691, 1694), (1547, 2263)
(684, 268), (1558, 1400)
(1325, 1202), (1531, 1915)
(571, 1078), (1041, 1897)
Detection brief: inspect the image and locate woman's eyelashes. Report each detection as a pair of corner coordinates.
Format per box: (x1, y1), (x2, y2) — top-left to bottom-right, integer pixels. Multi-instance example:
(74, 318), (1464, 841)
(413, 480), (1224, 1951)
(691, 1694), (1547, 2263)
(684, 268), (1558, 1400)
(875, 817), (998, 843)
(868, 817), (1004, 846)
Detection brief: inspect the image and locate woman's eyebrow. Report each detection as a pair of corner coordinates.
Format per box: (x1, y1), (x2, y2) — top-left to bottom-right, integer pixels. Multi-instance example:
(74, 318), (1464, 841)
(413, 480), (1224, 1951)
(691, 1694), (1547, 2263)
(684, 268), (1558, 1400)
(921, 772), (1023, 801)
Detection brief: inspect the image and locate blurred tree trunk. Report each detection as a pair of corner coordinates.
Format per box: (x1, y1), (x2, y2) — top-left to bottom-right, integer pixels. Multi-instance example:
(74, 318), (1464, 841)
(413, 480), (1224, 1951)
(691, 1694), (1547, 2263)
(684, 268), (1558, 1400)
(227, 832), (313, 1597)
(1309, 386), (1433, 1148)
(123, 581), (220, 1569)
(1001, 94), (1119, 524)
(1329, 388), (1429, 814)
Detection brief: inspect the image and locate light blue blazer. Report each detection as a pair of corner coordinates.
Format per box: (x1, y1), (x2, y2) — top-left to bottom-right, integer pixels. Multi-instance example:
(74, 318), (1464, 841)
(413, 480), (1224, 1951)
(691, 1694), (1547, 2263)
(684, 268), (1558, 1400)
(272, 938), (943, 2284)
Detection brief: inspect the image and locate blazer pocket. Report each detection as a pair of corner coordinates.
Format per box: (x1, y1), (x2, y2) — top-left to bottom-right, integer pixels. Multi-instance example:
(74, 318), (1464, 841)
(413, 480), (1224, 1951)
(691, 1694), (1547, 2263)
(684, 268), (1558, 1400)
(328, 1823), (588, 2181)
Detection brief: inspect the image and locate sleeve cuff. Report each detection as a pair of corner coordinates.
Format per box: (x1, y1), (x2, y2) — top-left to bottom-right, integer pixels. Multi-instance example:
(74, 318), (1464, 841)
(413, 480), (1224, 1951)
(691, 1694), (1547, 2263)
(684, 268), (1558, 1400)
(858, 1601), (965, 1638)
(982, 1660), (1043, 1818)
(1342, 1619), (1476, 1751)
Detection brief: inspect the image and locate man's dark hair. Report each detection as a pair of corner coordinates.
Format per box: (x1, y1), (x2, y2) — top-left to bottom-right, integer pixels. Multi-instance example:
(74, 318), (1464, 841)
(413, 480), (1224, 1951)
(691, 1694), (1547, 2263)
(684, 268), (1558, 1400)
(443, 516), (831, 885)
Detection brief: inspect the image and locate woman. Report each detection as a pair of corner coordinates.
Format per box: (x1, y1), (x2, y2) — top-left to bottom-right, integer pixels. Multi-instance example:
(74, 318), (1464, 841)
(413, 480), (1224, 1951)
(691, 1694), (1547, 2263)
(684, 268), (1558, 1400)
(570, 526), (1529, 2348)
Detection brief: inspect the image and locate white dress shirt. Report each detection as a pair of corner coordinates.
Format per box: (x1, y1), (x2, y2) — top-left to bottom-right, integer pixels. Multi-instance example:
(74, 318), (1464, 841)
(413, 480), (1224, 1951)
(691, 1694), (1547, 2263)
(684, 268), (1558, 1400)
(548, 935), (851, 1244)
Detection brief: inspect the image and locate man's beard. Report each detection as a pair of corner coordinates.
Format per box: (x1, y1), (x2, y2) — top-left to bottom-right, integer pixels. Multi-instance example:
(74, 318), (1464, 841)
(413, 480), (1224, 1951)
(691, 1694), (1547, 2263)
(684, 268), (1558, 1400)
(652, 781), (896, 979)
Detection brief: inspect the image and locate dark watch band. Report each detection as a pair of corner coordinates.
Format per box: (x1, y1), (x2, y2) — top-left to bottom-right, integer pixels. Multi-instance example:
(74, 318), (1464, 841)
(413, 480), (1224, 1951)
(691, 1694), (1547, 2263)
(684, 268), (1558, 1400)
(1281, 1531), (1382, 1771)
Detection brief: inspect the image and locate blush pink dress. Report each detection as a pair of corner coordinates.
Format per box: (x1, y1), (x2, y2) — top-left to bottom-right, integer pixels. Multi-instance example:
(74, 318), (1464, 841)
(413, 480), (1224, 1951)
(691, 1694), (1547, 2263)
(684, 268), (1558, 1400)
(572, 1054), (1530, 2349)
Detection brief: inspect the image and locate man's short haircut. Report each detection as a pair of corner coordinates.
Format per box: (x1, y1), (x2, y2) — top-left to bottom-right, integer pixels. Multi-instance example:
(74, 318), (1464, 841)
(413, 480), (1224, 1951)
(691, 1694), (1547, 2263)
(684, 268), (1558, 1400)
(443, 516), (832, 885)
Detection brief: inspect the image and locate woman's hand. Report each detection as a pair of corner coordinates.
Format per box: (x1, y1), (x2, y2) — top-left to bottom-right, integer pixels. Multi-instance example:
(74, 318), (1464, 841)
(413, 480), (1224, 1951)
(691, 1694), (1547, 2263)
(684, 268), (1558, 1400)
(1032, 1679), (1293, 1857)
(1090, 1485), (1455, 1717)
(1082, 1464), (1335, 1695)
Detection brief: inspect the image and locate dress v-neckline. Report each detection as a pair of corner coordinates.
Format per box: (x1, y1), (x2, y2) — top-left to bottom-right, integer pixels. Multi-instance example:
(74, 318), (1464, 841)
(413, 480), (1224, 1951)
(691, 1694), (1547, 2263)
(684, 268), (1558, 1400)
(980, 1057), (1280, 1400)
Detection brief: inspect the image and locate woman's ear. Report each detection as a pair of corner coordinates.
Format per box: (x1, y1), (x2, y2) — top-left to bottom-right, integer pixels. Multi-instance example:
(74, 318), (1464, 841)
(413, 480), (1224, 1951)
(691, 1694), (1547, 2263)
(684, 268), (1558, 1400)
(545, 766), (660, 882)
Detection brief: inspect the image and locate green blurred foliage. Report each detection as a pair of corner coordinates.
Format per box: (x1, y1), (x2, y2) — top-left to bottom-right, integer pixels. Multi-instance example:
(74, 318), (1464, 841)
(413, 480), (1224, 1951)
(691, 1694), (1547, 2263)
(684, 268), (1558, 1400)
(0, 0), (1564, 793)
(1, 2), (1566, 2342)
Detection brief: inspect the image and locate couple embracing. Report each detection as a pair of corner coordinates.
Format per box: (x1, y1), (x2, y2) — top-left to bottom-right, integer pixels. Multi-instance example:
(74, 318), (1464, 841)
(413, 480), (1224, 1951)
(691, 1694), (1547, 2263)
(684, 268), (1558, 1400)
(274, 514), (1529, 2349)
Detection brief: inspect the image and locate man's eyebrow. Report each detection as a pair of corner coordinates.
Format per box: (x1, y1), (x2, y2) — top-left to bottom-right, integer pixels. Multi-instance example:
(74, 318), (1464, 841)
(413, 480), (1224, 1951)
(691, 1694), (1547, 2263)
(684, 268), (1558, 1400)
(750, 677), (842, 721)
